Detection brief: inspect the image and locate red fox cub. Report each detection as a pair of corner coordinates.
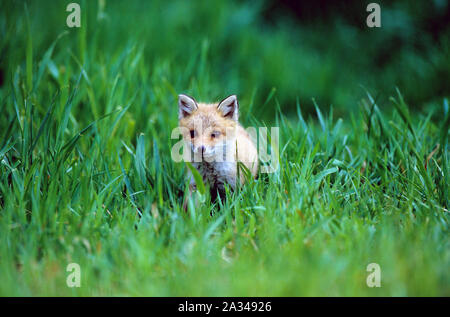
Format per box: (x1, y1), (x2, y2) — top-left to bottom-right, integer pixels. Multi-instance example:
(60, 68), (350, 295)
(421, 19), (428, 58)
(178, 94), (258, 203)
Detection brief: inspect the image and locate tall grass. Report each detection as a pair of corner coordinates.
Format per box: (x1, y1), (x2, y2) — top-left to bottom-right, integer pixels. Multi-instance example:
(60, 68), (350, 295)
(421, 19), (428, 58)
(0, 0), (448, 296)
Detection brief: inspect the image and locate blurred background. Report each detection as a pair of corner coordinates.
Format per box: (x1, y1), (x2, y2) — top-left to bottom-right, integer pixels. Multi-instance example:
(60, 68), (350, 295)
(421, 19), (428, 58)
(1, 0), (449, 121)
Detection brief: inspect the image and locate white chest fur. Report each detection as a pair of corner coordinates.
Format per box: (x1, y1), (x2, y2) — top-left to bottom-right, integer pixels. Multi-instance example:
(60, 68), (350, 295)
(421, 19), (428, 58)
(193, 161), (237, 190)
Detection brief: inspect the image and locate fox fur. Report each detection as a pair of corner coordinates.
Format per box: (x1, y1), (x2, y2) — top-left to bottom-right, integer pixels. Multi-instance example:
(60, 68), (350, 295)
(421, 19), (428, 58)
(178, 94), (258, 203)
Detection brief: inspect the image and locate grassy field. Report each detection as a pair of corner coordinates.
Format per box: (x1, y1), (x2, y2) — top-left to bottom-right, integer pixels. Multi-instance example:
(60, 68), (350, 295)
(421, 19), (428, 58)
(0, 1), (449, 296)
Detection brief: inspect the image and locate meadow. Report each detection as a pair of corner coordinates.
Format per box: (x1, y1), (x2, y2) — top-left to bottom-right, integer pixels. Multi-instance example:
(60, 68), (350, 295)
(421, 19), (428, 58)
(0, 0), (448, 296)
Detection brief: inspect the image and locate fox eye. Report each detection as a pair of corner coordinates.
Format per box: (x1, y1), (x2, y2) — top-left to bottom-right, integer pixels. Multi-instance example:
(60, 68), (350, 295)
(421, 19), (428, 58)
(211, 131), (220, 138)
(190, 130), (195, 138)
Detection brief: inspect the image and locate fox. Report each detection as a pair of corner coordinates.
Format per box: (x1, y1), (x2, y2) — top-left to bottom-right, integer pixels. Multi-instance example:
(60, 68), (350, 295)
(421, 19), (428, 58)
(178, 94), (258, 208)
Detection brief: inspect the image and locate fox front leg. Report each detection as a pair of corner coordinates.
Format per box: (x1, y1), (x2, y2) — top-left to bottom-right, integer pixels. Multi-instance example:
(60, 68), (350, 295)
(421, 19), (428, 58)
(182, 175), (197, 212)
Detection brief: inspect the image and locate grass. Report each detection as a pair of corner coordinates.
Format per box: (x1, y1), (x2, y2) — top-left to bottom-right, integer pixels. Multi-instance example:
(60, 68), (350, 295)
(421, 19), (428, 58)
(0, 0), (449, 296)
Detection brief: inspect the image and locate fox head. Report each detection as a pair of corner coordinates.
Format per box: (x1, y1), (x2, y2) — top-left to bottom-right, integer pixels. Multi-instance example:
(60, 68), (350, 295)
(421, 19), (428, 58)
(178, 94), (239, 161)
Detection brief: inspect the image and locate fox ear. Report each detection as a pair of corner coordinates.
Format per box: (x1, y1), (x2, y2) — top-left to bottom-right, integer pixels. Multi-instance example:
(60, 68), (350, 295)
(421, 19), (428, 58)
(217, 95), (239, 121)
(178, 94), (198, 119)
